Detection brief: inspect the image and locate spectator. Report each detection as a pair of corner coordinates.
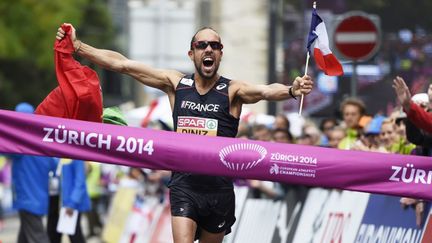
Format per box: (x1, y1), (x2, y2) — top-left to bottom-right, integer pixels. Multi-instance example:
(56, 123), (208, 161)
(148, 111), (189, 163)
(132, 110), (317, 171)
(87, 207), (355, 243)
(327, 126), (346, 149)
(338, 98), (366, 150)
(352, 115), (387, 153)
(411, 93), (429, 111)
(393, 76), (432, 133)
(399, 127), (428, 227)
(391, 111), (408, 138)
(295, 133), (314, 146)
(85, 161), (104, 239)
(302, 121), (322, 146)
(8, 102), (57, 243)
(272, 128), (293, 144)
(381, 118), (415, 154)
(236, 129), (251, 140)
(251, 124), (272, 142)
(319, 118), (339, 147)
(393, 76), (431, 227)
(48, 159), (91, 243)
(272, 114), (293, 142)
(379, 119), (399, 151)
(273, 114), (290, 130)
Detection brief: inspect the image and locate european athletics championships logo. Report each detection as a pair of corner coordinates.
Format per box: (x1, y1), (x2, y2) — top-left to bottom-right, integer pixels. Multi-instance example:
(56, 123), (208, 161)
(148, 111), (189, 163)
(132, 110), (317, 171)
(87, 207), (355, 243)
(219, 143), (267, 171)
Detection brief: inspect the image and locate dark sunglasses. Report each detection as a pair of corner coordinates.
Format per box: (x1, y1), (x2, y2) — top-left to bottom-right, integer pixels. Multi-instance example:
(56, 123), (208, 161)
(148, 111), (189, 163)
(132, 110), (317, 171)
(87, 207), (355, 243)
(192, 41), (223, 50)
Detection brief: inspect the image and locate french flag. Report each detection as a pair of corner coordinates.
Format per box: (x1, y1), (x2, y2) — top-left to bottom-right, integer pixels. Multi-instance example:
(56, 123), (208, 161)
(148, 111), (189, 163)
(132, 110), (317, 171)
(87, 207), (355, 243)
(307, 9), (344, 76)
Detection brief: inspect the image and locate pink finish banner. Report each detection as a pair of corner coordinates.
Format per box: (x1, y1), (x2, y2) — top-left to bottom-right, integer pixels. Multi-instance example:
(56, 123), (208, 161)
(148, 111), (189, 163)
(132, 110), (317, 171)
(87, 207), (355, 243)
(0, 109), (431, 200)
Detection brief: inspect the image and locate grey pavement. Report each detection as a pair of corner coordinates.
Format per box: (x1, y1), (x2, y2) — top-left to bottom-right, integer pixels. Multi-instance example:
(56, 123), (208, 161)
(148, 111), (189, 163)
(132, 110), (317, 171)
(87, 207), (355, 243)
(0, 214), (103, 243)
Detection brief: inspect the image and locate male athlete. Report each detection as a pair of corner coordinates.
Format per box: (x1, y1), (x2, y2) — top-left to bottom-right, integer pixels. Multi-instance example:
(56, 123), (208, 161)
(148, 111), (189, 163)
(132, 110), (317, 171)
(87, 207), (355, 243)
(56, 24), (313, 243)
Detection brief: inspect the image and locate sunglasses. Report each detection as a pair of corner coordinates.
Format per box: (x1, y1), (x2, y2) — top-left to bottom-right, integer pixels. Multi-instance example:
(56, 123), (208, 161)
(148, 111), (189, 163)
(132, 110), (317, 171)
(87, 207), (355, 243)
(192, 41), (223, 50)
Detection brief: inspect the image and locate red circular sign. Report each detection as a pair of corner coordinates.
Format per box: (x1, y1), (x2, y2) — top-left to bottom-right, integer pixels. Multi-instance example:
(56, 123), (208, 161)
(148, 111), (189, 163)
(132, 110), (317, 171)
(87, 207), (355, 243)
(334, 14), (380, 61)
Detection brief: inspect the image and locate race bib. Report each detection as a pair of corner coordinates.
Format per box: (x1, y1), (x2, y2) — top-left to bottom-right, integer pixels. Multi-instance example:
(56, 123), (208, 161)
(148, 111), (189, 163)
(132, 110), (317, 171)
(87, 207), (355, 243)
(176, 116), (218, 136)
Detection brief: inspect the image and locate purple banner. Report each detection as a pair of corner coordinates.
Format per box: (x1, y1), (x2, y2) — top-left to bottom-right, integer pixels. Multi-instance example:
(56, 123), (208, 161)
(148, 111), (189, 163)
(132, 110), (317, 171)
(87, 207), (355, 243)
(0, 109), (431, 200)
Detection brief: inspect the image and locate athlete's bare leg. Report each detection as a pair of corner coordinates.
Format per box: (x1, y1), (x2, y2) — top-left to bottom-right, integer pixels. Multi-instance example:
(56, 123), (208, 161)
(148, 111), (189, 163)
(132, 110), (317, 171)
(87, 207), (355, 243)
(172, 216), (197, 243)
(199, 229), (225, 243)
(171, 216), (226, 243)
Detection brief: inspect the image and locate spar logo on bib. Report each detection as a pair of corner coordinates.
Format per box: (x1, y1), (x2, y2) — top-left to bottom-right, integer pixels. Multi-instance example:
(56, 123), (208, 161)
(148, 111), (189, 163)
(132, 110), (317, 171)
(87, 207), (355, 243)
(177, 116), (218, 136)
(219, 143), (267, 171)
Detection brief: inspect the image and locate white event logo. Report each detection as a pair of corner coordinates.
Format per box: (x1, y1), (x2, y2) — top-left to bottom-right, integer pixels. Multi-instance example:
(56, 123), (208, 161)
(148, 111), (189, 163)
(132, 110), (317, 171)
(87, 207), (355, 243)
(270, 164), (279, 175)
(219, 143), (267, 171)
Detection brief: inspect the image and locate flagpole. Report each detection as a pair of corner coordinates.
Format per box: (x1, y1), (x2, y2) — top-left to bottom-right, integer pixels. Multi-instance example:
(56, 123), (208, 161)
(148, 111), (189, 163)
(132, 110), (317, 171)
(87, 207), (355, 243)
(298, 52), (310, 116)
(298, 1), (316, 116)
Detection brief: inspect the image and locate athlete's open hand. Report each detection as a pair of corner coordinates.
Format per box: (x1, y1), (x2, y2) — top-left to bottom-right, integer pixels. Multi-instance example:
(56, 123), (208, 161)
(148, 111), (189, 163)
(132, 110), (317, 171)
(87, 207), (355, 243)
(292, 75), (313, 97)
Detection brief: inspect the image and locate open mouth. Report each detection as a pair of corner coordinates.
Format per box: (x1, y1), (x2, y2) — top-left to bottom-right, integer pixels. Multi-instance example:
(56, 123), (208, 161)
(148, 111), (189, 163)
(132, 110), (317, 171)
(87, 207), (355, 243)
(203, 57), (214, 68)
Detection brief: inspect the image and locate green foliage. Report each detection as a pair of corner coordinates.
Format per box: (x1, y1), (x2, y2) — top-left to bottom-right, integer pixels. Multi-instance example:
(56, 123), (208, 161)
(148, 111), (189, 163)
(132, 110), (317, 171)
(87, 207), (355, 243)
(0, 0), (114, 109)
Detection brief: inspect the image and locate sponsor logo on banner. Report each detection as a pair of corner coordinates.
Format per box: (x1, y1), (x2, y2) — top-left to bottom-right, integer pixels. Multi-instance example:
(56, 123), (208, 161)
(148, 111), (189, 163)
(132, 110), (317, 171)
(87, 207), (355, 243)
(180, 78), (194, 86)
(176, 116), (218, 136)
(321, 212), (352, 243)
(355, 194), (430, 243)
(292, 189), (369, 243)
(181, 100), (220, 113)
(219, 143), (267, 171)
(268, 152), (318, 178)
(389, 163), (432, 185)
(270, 163), (280, 174)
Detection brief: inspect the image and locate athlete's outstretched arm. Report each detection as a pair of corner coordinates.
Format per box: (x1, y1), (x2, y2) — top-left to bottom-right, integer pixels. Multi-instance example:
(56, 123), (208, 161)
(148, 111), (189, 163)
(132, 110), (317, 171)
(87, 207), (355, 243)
(56, 24), (183, 94)
(233, 75), (313, 104)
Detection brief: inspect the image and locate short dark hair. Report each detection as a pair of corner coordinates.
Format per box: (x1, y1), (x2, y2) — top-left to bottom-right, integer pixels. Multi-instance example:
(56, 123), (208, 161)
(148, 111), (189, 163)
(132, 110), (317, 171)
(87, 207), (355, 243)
(272, 128), (293, 141)
(340, 97), (366, 116)
(190, 27), (221, 50)
(319, 117), (338, 131)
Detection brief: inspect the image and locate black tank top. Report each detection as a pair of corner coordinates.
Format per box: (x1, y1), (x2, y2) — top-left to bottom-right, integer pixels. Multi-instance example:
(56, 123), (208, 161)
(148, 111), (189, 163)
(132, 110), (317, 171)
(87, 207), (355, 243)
(169, 74), (239, 190)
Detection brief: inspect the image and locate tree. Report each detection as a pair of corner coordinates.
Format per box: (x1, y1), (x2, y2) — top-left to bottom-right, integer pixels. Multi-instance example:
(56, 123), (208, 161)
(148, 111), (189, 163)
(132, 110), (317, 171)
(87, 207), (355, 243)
(0, 0), (114, 109)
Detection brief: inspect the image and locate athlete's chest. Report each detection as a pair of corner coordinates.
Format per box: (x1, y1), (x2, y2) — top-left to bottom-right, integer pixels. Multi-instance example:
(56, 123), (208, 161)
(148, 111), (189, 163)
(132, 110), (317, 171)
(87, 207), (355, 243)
(177, 87), (229, 113)
(175, 89), (228, 136)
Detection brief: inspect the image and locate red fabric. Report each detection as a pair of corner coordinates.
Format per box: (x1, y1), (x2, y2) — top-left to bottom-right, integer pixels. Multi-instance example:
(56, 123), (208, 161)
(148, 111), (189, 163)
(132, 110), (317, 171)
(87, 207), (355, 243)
(35, 24), (103, 122)
(314, 48), (344, 76)
(406, 101), (432, 134)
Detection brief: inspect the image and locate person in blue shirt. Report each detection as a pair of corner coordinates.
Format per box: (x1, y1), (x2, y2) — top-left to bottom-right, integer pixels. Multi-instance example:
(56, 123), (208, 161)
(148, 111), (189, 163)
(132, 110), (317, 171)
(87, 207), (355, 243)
(47, 158), (91, 243)
(9, 102), (58, 243)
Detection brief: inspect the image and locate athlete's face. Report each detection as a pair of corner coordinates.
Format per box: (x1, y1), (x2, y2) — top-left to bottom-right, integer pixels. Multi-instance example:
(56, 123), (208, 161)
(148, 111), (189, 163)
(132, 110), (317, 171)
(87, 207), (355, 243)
(189, 29), (223, 81)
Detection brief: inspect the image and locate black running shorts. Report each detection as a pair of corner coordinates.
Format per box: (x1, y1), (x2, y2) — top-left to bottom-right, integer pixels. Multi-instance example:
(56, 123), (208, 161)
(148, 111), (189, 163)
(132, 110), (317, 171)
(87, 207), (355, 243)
(169, 186), (236, 235)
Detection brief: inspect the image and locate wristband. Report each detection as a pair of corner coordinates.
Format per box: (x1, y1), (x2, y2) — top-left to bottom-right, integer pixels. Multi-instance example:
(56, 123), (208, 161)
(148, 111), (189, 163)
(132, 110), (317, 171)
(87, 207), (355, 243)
(289, 86), (297, 100)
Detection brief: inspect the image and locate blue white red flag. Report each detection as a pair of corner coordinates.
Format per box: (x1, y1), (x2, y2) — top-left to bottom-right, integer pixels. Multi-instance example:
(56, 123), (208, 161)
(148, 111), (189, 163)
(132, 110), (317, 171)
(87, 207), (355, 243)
(307, 9), (344, 76)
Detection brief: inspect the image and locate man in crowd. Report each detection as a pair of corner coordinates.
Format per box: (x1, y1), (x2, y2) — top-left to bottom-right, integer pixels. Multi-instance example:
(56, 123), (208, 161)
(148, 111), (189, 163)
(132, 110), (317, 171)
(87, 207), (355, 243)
(8, 102), (57, 243)
(393, 76), (432, 133)
(338, 97), (366, 150)
(56, 24), (313, 243)
(327, 126), (346, 149)
(393, 76), (431, 227)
